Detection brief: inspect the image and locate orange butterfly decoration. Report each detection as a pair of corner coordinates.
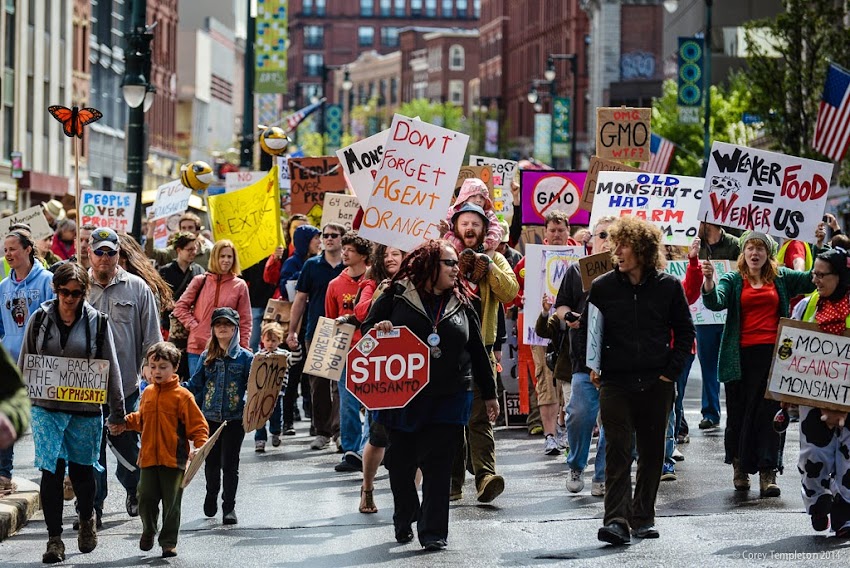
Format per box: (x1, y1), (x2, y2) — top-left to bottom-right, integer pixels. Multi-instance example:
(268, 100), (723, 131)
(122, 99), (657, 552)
(48, 105), (103, 139)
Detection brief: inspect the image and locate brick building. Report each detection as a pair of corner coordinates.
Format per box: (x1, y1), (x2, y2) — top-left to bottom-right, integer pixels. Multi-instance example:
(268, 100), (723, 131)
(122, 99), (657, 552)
(399, 27), (479, 109)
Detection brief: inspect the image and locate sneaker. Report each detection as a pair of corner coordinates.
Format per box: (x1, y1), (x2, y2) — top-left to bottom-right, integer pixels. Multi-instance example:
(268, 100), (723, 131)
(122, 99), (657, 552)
(598, 522), (630, 545)
(282, 424), (296, 436)
(544, 435), (560, 456)
(42, 536), (65, 564)
(63, 476), (75, 501)
(476, 474), (505, 503)
(566, 469), (585, 493)
(698, 418), (718, 430)
(672, 448), (685, 462)
(661, 463), (677, 481)
(529, 425), (544, 436)
(591, 481), (605, 496)
(310, 435), (330, 450)
(271, 434), (282, 447)
(126, 492), (139, 517)
(77, 514), (97, 553)
(139, 533), (155, 552)
(255, 440), (266, 452)
(449, 492), (463, 502)
(676, 434), (690, 444)
(555, 423), (568, 450)
(334, 459), (360, 472)
(422, 539), (447, 551)
(223, 509), (238, 525)
(344, 451), (364, 471)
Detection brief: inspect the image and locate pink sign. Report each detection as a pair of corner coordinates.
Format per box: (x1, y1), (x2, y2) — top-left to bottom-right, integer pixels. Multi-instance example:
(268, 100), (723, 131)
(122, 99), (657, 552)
(521, 170), (591, 226)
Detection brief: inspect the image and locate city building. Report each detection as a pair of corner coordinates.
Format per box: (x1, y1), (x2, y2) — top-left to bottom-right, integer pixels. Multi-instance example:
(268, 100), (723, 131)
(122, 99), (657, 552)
(331, 49), (401, 138)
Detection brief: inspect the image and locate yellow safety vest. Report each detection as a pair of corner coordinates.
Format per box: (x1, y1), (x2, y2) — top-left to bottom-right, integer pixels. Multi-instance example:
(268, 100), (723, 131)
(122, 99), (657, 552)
(801, 291), (850, 326)
(777, 240), (813, 271)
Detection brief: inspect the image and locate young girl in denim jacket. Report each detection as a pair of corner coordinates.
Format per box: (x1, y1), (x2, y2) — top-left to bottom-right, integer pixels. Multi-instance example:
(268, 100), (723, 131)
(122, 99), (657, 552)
(184, 307), (253, 525)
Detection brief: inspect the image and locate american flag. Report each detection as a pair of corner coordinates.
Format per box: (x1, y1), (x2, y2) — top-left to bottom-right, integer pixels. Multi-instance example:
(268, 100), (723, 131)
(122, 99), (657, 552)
(640, 133), (675, 173)
(284, 99), (325, 132)
(813, 63), (850, 162)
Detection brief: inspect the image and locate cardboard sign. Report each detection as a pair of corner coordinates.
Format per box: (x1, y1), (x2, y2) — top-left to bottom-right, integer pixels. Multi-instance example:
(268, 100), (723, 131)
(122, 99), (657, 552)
(288, 157), (347, 220)
(151, 180), (192, 221)
(580, 156), (641, 212)
(0, 206), (53, 240)
(590, 172), (704, 246)
(243, 353), (289, 432)
(304, 316), (356, 381)
(522, 244), (584, 345)
(579, 251), (614, 291)
(225, 170), (266, 193)
(80, 189), (137, 233)
(767, 319), (850, 412)
(182, 421), (226, 488)
(359, 114), (469, 251)
(665, 260), (730, 325)
(263, 298), (291, 324)
(22, 354), (109, 404)
(520, 170), (591, 226)
(697, 142), (834, 241)
(347, 326), (430, 410)
(596, 107), (652, 161)
(469, 155), (517, 223)
(336, 129), (389, 207)
(320, 193), (360, 231)
(454, 165), (494, 202)
(586, 303), (603, 374)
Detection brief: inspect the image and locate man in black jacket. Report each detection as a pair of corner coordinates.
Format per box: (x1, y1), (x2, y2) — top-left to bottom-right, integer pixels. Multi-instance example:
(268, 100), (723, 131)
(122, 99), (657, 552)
(581, 216), (695, 545)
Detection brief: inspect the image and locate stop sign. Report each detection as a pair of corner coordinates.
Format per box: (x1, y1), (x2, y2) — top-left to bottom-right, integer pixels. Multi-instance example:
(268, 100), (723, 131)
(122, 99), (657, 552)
(347, 326), (430, 410)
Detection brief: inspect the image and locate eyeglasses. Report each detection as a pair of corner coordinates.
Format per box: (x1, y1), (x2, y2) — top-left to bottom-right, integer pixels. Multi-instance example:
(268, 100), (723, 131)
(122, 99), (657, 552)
(439, 259), (459, 267)
(594, 231), (609, 239)
(322, 233), (341, 239)
(56, 288), (84, 299)
(93, 248), (118, 257)
(813, 271), (836, 279)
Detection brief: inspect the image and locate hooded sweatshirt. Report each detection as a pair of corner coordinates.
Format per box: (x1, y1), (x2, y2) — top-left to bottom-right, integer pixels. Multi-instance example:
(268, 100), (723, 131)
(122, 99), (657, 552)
(0, 261), (54, 360)
(445, 182), (503, 250)
(173, 272), (252, 355)
(279, 224), (320, 296)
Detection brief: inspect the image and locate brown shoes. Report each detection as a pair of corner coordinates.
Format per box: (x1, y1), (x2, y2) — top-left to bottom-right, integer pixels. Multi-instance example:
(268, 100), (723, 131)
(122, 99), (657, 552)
(759, 469), (781, 497)
(732, 459), (750, 491)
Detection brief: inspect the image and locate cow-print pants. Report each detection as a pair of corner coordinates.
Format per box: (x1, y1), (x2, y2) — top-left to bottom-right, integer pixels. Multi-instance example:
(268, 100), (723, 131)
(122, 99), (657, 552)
(798, 406), (850, 531)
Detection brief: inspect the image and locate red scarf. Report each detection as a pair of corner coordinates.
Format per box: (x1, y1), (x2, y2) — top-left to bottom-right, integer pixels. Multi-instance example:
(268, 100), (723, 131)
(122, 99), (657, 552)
(815, 294), (850, 335)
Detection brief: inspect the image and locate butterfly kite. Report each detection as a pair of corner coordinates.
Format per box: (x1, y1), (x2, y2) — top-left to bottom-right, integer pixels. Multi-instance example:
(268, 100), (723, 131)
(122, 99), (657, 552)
(48, 105), (103, 138)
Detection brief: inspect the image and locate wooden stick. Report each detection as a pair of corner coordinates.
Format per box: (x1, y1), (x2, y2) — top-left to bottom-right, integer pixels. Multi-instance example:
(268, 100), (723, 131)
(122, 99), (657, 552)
(74, 137), (81, 263)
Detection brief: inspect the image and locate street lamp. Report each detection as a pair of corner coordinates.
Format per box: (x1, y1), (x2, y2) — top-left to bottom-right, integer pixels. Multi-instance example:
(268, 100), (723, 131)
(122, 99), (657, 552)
(527, 87), (539, 104)
(545, 53), (579, 170)
(342, 70), (354, 136)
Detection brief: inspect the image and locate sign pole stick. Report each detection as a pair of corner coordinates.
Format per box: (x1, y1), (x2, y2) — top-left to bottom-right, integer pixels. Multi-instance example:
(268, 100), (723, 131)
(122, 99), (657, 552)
(74, 137), (81, 259)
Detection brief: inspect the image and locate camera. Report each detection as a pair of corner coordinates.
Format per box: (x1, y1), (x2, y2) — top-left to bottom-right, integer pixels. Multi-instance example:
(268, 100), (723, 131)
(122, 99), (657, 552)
(564, 311), (579, 323)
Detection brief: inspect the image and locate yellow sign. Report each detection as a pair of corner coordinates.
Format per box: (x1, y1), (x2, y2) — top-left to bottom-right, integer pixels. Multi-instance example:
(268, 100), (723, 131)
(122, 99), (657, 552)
(208, 166), (284, 269)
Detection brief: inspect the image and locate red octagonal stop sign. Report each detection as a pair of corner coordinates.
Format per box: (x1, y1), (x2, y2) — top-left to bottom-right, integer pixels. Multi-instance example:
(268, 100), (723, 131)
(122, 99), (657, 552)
(347, 326), (430, 410)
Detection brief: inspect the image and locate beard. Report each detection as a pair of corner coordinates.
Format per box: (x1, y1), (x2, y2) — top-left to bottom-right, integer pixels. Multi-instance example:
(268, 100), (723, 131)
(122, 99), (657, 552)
(457, 228), (484, 249)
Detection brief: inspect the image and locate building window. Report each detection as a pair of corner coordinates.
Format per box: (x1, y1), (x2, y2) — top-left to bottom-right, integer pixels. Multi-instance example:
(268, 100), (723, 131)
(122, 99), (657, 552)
(394, 0), (406, 16)
(360, 0), (374, 17)
(358, 26), (374, 47)
(304, 25), (323, 48)
(457, 0), (468, 16)
(428, 47), (442, 70)
(449, 45), (464, 70)
(474, 0), (480, 18)
(442, 0), (452, 17)
(381, 27), (399, 47)
(411, 0), (423, 17)
(425, 0), (437, 17)
(315, 0), (326, 16)
(379, 0), (391, 16)
(304, 53), (323, 77)
(390, 77), (398, 104)
(449, 80), (464, 105)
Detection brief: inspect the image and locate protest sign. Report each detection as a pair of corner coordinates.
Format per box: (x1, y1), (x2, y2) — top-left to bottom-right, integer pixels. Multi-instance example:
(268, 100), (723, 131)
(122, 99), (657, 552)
(243, 353), (289, 432)
(320, 193), (360, 230)
(586, 303), (603, 374)
(767, 319), (850, 412)
(225, 170), (266, 193)
(263, 298), (291, 324)
(304, 316), (356, 381)
(0, 206), (53, 240)
(596, 107), (651, 161)
(454, 165), (494, 201)
(580, 156), (641, 212)
(590, 171), (704, 245)
(470, 155), (517, 223)
(208, 166), (283, 269)
(697, 142), (834, 241)
(360, 115), (469, 251)
(579, 251), (614, 291)
(664, 259), (730, 325)
(275, 156), (291, 190)
(21, 354), (109, 404)
(151, 180), (192, 221)
(80, 189), (137, 233)
(522, 244), (584, 345)
(336, 129), (389, 207)
(288, 157), (347, 223)
(182, 421), (226, 488)
(521, 171), (591, 226)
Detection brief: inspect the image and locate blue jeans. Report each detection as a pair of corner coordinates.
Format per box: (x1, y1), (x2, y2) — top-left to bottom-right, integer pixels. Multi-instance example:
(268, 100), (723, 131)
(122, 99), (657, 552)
(565, 372), (606, 482)
(665, 409), (677, 466)
(249, 307), (264, 353)
(339, 368), (368, 455)
(675, 353), (696, 438)
(0, 445), (12, 478)
(255, 394), (283, 441)
(188, 353), (202, 379)
(695, 324), (723, 423)
(95, 390), (141, 509)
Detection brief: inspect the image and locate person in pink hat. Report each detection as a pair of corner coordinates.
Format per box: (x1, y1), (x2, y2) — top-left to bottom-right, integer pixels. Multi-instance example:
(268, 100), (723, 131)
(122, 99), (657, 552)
(444, 178), (503, 253)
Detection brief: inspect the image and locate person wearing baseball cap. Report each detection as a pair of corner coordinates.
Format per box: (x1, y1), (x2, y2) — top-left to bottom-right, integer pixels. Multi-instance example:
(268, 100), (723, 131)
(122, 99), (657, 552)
(701, 229), (815, 499)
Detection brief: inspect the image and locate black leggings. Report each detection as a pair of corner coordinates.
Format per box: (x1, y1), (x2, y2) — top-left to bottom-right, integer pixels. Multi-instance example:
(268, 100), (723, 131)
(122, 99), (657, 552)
(41, 459), (96, 537)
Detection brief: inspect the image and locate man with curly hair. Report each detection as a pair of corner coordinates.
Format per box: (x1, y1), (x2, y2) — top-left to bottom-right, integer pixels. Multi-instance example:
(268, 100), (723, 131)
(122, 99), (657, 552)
(580, 216), (694, 545)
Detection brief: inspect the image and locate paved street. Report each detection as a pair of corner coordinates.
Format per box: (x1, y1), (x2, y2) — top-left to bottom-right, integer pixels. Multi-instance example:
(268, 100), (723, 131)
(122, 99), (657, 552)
(1, 372), (849, 567)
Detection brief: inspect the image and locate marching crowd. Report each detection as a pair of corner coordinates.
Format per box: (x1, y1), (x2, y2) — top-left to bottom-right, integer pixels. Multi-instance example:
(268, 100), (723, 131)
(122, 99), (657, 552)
(0, 174), (849, 562)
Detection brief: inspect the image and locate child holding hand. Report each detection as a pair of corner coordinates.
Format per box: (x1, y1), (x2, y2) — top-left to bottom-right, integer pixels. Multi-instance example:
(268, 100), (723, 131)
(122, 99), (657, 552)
(254, 322), (302, 451)
(124, 342), (209, 558)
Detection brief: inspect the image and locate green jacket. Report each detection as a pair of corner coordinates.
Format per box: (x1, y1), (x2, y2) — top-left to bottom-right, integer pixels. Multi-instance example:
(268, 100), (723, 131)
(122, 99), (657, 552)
(0, 344), (30, 438)
(701, 267), (815, 383)
(698, 229), (740, 261)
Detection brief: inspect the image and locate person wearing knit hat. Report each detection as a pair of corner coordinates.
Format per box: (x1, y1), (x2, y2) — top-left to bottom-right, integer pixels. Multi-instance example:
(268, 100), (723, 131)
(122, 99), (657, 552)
(701, 228), (816, 499)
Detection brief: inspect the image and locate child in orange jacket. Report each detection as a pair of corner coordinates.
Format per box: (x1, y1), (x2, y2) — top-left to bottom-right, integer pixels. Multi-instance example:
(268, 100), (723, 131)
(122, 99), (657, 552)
(124, 342), (209, 558)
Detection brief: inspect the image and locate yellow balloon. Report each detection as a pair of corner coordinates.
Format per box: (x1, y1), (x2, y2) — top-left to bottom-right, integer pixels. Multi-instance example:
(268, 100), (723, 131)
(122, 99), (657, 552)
(260, 127), (289, 156)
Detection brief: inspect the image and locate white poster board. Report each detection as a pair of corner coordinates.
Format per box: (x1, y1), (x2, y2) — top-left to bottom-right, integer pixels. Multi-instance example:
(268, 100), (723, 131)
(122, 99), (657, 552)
(276, 156), (292, 191)
(585, 303), (603, 374)
(664, 260), (731, 325)
(0, 206), (53, 240)
(359, 114), (469, 251)
(697, 142), (833, 241)
(590, 171), (704, 246)
(336, 129), (389, 207)
(225, 171), (267, 193)
(151, 179), (193, 221)
(320, 193), (360, 231)
(21, 354), (109, 404)
(80, 190), (137, 233)
(522, 244), (584, 345)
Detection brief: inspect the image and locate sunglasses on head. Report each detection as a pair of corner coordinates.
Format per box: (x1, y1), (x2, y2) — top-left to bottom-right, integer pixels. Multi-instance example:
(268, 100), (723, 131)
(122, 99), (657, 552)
(93, 248), (118, 257)
(322, 233), (341, 239)
(56, 288), (84, 299)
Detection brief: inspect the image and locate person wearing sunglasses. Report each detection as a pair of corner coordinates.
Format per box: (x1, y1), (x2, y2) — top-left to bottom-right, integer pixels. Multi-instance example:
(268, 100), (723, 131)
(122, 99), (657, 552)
(87, 227), (163, 522)
(19, 262), (125, 563)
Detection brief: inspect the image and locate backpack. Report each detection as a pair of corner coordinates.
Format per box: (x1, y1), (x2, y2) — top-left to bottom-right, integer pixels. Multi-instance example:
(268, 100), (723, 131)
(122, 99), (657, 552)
(32, 307), (108, 359)
(545, 327), (568, 373)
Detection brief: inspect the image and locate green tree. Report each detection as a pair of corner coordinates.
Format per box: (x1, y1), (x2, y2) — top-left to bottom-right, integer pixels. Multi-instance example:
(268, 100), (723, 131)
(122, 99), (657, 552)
(742, 0), (850, 182)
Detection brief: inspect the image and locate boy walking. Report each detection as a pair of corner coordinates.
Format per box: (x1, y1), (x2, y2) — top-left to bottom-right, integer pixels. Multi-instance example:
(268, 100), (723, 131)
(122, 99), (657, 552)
(124, 342), (209, 557)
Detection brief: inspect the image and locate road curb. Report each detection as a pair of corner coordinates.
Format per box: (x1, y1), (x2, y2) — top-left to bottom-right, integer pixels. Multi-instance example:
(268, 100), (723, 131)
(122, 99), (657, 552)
(0, 478), (41, 541)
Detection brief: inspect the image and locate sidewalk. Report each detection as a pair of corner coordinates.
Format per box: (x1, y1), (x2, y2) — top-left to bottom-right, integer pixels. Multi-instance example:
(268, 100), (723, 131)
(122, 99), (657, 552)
(0, 476), (40, 541)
